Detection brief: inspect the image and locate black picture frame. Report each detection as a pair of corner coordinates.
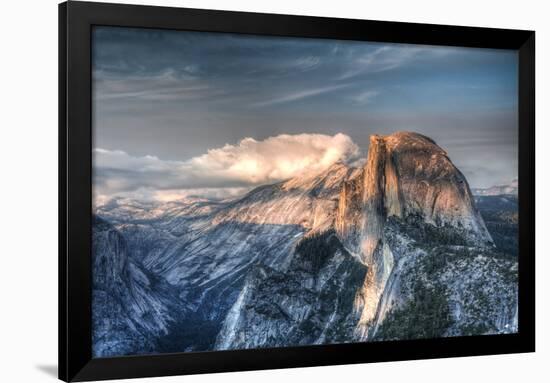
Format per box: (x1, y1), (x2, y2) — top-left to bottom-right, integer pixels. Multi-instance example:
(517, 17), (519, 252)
(59, 1), (535, 381)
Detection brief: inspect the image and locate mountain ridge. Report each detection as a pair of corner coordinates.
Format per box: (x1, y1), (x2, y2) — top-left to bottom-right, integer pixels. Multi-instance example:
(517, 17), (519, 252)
(473, 179), (518, 196)
(92, 131), (518, 356)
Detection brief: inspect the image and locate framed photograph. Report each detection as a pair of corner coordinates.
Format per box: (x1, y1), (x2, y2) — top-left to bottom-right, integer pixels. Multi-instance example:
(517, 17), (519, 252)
(59, 1), (535, 381)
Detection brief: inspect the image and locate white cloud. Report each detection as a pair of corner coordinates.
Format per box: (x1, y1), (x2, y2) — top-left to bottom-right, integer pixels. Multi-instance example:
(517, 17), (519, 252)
(94, 133), (360, 202)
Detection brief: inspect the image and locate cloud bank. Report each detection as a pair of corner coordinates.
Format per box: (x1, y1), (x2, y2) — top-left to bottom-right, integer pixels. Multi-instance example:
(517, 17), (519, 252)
(94, 133), (360, 203)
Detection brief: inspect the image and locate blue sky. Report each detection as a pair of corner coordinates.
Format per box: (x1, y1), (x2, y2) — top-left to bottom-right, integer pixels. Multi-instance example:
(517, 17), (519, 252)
(92, 26), (518, 201)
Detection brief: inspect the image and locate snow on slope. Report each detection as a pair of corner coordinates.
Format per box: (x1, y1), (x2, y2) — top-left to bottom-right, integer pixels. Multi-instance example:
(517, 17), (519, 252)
(93, 132), (518, 354)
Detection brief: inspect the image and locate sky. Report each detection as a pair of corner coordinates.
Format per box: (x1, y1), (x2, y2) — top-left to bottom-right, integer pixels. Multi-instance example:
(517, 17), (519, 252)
(92, 26), (518, 203)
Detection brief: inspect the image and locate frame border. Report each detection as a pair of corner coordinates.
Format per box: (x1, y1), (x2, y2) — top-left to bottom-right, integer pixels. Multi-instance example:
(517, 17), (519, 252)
(59, 1), (535, 381)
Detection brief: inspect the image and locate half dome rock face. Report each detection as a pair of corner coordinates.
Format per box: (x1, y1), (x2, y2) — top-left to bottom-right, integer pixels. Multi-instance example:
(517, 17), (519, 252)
(335, 132), (494, 337)
(381, 132), (492, 245)
(337, 131), (493, 263)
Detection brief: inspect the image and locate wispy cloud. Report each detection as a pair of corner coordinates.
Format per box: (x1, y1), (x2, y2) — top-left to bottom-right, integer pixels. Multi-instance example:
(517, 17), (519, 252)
(294, 56), (321, 72)
(339, 46), (411, 80)
(252, 84), (350, 107)
(337, 45), (456, 80)
(93, 69), (226, 102)
(352, 90), (379, 105)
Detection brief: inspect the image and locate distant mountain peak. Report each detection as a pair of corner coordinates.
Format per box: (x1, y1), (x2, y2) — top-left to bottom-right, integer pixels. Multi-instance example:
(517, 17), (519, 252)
(281, 160), (356, 193)
(473, 179), (518, 196)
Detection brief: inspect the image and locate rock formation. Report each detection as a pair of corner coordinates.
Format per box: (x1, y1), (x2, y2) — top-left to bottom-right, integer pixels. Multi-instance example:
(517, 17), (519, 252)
(92, 131), (517, 356)
(334, 132), (494, 337)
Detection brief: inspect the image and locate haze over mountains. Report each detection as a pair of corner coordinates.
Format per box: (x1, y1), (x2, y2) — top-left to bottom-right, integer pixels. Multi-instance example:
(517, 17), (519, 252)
(92, 132), (518, 357)
(473, 179), (518, 196)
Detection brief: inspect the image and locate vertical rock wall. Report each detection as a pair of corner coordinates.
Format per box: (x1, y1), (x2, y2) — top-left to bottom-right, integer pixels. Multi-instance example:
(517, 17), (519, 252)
(336, 131), (494, 338)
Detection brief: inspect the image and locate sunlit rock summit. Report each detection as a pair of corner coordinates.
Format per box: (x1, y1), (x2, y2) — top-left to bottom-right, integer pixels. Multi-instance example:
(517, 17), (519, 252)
(335, 132), (495, 337)
(93, 132), (518, 356)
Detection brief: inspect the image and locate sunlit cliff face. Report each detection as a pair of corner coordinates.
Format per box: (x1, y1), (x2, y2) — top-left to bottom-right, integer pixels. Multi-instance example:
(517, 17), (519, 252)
(331, 132), (494, 338)
(336, 131), (492, 262)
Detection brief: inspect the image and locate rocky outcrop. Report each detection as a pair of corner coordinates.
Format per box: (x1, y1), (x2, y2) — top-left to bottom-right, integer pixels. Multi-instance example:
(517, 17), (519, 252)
(92, 217), (175, 357)
(333, 132), (494, 337)
(336, 132), (493, 258)
(383, 132), (491, 243)
(214, 231), (367, 350)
